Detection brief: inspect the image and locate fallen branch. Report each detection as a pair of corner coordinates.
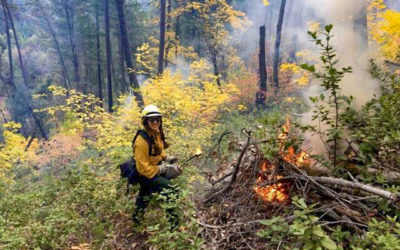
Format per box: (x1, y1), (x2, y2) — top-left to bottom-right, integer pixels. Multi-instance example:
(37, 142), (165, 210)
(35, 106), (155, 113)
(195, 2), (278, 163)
(385, 60), (400, 67)
(312, 176), (397, 201)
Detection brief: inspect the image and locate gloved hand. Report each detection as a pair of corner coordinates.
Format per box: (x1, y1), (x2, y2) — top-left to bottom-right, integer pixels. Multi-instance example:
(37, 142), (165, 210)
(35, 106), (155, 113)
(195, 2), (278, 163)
(165, 155), (178, 164)
(163, 164), (182, 179)
(158, 163), (168, 176)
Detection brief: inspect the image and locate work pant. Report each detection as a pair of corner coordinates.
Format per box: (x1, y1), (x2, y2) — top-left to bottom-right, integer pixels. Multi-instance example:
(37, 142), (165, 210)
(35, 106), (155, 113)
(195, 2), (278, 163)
(133, 175), (179, 228)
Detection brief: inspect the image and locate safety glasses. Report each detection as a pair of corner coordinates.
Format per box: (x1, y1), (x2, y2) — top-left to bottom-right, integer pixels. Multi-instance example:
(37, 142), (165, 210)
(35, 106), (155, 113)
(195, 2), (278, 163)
(148, 117), (161, 123)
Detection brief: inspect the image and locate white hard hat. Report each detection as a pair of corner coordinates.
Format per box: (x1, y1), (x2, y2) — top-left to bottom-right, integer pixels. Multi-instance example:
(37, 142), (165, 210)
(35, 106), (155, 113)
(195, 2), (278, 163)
(141, 105), (162, 118)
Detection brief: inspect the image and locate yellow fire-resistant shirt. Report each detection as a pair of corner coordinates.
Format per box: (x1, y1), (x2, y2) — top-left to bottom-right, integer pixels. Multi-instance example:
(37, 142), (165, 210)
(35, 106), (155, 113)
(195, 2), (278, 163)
(133, 130), (167, 179)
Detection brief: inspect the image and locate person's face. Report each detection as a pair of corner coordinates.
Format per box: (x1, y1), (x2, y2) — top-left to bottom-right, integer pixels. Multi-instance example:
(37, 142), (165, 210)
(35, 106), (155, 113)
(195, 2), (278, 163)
(147, 116), (161, 131)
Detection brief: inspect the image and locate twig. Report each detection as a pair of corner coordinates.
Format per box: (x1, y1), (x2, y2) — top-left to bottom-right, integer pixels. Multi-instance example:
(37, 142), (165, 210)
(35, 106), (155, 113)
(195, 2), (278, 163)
(201, 131), (232, 169)
(385, 60), (400, 67)
(201, 131), (252, 205)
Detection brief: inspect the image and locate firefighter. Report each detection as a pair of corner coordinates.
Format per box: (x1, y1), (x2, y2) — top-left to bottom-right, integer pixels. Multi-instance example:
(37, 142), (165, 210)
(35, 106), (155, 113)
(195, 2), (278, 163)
(255, 90), (266, 109)
(132, 105), (181, 228)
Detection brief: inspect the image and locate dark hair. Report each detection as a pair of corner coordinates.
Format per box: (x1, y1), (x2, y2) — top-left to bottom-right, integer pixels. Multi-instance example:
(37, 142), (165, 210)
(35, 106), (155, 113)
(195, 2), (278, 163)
(142, 117), (169, 154)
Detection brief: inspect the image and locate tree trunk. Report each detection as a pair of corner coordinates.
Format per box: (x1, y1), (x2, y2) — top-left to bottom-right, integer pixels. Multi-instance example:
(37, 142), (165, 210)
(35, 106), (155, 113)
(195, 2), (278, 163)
(211, 51), (221, 87)
(65, 0), (80, 86)
(3, 0), (31, 88)
(104, 0), (113, 112)
(37, 1), (71, 89)
(158, 0), (166, 75)
(259, 25), (267, 91)
(118, 27), (127, 93)
(1, 1), (48, 140)
(95, 3), (103, 106)
(164, 0), (172, 68)
(115, 0), (144, 107)
(2, 0), (13, 86)
(353, 0), (369, 50)
(175, 12), (180, 59)
(272, 0), (287, 91)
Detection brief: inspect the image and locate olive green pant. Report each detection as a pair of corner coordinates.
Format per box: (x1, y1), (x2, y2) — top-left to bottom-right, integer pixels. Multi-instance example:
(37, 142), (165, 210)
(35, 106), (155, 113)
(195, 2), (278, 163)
(133, 175), (178, 228)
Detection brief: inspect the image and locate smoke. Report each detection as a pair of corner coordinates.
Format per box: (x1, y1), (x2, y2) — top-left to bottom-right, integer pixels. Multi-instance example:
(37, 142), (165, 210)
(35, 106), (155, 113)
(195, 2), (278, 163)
(296, 0), (383, 155)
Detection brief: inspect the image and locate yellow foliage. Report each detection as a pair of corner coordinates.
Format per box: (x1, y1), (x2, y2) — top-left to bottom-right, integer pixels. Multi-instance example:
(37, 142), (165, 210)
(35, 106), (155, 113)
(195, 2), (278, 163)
(0, 123), (38, 182)
(262, 0), (270, 6)
(280, 63), (310, 87)
(369, 1), (400, 61)
(280, 63), (300, 74)
(141, 65), (238, 155)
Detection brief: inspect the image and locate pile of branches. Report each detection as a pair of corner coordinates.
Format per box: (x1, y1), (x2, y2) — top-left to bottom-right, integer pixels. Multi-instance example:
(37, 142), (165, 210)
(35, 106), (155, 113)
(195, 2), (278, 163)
(194, 130), (399, 249)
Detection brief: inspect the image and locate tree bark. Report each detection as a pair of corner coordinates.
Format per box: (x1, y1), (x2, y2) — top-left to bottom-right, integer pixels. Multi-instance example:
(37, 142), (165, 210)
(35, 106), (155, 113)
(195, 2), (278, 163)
(115, 0), (144, 107)
(259, 25), (267, 91)
(65, 0), (80, 86)
(95, 3), (103, 106)
(272, 0), (287, 91)
(104, 0), (113, 112)
(158, 0), (166, 75)
(118, 27), (127, 93)
(175, 12), (180, 59)
(2, 0), (13, 86)
(3, 0), (31, 88)
(164, 0), (172, 68)
(311, 176), (397, 201)
(211, 50), (221, 87)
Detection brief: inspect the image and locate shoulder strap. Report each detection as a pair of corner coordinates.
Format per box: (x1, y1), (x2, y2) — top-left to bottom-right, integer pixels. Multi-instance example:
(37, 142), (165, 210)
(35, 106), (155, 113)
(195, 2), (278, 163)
(132, 130), (156, 156)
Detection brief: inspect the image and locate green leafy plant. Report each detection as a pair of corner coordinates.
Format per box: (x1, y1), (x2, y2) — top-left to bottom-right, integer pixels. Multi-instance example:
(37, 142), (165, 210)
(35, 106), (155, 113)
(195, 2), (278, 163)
(300, 24), (353, 171)
(350, 216), (400, 250)
(146, 186), (203, 250)
(257, 197), (337, 250)
(345, 60), (400, 170)
(289, 197), (337, 250)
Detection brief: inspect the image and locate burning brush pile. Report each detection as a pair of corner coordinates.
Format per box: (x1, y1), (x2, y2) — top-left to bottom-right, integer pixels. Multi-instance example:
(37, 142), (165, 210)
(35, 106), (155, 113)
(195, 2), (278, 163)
(195, 117), (398, 249)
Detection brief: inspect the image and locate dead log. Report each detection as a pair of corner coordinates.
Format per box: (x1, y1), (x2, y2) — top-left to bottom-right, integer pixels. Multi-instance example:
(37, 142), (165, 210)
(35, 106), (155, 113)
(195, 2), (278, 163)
(312, 176), (397, 201)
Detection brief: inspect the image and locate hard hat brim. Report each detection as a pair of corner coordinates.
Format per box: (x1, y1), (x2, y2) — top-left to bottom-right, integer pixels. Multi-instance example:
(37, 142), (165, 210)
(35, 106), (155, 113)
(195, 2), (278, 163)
(143, 112), (162, 118)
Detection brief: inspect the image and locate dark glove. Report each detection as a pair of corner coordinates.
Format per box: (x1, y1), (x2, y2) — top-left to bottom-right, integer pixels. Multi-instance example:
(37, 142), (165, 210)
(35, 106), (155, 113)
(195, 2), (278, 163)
(158, 163), (168, 176)
(165, 155), (178, 164)
(163, 164), (182, 179)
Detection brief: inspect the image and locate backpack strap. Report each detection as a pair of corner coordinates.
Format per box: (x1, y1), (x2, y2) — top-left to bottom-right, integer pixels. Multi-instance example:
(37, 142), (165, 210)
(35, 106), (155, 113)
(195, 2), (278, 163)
(132, 130), (157, 156)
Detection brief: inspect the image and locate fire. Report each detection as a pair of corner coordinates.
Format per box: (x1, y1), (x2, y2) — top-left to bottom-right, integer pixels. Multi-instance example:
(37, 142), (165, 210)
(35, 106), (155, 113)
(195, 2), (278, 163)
(253, 161), (289, 203)
(253, 116), (313, 204)
(195, 147), (202, 156)
(280, 117), (312, 168)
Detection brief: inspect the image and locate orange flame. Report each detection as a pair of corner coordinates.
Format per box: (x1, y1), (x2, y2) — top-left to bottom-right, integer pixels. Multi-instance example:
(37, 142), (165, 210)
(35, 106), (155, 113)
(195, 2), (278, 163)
(253, 116), (313, 204)
(253, 161), (289, 203)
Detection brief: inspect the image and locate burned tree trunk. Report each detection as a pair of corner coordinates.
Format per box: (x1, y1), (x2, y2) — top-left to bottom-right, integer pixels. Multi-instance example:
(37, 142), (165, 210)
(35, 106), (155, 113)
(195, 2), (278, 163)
(272, 0), (287, 91)
(95, 3), (103, 106)
(104, 0), (113, 112)
(158, 0), (166, 75)
(259, 26), (267, 91)
(115, 0), (144, 107)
